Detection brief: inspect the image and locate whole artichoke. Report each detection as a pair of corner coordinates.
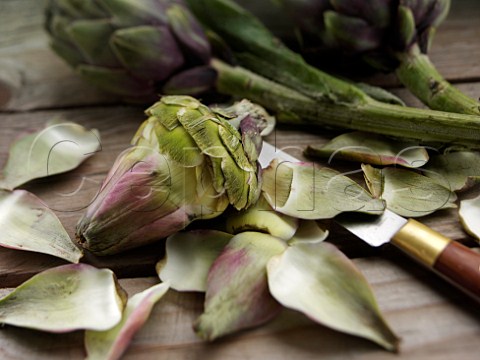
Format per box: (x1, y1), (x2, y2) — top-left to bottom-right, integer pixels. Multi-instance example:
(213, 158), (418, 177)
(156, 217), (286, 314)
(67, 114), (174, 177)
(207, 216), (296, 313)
(45, 0), (214, 102)
(76, 96), (267, 255)
(253, 0), (480, 115)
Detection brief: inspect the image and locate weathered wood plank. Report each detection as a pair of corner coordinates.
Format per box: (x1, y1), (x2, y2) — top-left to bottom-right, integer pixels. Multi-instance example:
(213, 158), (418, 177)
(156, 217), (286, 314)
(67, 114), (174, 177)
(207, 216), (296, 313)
(1, 256), (479, 359)
(0, 0), (479, 110)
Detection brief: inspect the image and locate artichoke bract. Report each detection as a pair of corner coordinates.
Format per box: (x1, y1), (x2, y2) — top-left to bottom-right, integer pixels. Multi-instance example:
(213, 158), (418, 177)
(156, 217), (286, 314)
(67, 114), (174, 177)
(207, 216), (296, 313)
(45, 0), (214, 102)
(263, 0), (480, 115)
(76, 96), (265, 255)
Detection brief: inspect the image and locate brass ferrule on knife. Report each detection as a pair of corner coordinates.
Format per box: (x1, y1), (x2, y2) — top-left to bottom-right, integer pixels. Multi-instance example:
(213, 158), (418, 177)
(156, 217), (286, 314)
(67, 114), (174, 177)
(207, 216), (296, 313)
(391, 219), (452, 267)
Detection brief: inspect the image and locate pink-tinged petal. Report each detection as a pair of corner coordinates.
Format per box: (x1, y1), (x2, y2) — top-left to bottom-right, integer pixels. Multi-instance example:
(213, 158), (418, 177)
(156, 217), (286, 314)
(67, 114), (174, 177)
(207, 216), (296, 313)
(0, 264), (127, 333)
(157, 230), (233, 292)
(0, 189), (83, 263)
(85, 282), (169, 360)
(267, 241), (399, 351)
(306, 132), (428, 167)
(195, 232), (286, 340)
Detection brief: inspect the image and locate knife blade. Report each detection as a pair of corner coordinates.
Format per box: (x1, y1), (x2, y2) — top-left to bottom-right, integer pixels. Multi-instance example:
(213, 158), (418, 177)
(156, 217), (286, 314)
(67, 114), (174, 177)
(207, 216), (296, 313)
(259, 141), (480, 302)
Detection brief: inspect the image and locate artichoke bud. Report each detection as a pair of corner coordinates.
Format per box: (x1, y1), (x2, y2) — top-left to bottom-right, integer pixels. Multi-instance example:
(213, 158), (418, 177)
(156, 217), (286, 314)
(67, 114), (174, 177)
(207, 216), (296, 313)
(396, 5), (417, 51)
(46, 0), (213, 102)
(76, 96), (266, 255)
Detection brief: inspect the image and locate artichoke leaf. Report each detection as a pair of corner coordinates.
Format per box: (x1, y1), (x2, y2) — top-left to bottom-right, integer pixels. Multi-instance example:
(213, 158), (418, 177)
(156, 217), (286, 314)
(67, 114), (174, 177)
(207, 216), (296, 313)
(363, 164), (457, 217)
(156, 230), (233, 292)
(423, 151), (480, 191)
(0, 190), (83, 262)
(194, 232), (286, 340)
(0, 119), (101, 190)
(85, 282), (170, 360)
(225, 195), (299, 241)
(305, 132), (429, 168)
(267, 241), (399, 351)
(262, 159), (385, 219)
(459, 196), (480, 243)
(0, 264), (126, 333)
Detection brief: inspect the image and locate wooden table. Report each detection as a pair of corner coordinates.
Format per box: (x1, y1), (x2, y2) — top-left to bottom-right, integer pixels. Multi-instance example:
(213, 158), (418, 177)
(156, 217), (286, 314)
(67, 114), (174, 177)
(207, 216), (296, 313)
(1, 1), (480, 359)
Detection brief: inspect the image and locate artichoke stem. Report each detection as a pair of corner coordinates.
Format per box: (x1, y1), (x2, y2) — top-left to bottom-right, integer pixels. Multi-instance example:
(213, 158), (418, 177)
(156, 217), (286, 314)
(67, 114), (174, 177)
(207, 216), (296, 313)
(396, 45), (480, 116)
(211, 59), (480, 148)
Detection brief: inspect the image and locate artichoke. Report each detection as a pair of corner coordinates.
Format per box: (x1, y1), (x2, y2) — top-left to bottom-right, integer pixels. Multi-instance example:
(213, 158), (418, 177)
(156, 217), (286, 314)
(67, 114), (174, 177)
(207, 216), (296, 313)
(45, 0), (214, 102)
(251, 0), (480, 115)
(76, 96), (267, 255)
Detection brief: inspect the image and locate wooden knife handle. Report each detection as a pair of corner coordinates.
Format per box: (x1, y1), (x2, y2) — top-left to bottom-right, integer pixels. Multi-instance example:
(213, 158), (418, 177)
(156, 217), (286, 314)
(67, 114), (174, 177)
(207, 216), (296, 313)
(392, 219), (480, 302)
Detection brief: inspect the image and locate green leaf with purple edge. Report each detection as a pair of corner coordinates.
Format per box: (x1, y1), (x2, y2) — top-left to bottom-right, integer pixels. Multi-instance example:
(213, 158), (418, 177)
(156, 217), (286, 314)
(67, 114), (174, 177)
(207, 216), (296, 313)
(194, 232), (286, 340)
(85, 282), (170, 360)
(305, 132), (428, 168)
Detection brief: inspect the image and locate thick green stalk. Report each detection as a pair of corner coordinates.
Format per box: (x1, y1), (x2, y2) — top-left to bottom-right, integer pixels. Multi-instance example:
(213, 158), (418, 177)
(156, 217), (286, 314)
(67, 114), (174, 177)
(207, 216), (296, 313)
(186, 0), (369, 104)
(396, 45), (480, 115)
(211, 59), (480, 148)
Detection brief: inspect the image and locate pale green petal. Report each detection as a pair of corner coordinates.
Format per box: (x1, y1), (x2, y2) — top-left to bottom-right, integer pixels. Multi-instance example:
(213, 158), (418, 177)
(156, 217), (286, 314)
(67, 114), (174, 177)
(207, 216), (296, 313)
(423, 151), (480, 191)
(262, 159), (385, 219)
(459, 196), (480, 243)
(85, 282), (169, 360)
(0, 119), (101, 190)
(364, 166), (457, 217)
(0, 264), (126, 332)
(157, 230), (233, 292)
(267, 241), (399, 351)
(195, 232), (286, 340)
(0, 190), (83, 263)
(225, 196), (299, 240)
(306, 132), (428, 168)
(288, 220), (329, 245)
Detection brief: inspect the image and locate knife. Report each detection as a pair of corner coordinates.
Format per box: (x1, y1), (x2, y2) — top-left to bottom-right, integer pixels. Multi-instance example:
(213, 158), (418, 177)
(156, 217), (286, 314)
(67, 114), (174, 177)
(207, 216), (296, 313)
(259, 141), (480, 302)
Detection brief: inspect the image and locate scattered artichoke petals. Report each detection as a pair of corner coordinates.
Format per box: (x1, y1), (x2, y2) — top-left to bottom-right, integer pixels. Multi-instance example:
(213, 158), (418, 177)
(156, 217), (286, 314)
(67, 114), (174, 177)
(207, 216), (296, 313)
(225, 196), (299, 241)
(0, 119), (101, 190)
(305, 132), (428, 168)
(267, 241), (399, 351)
(156, 230), (233, 292)
(459, 196), (480, 243)
(0, 264), (126, 333)
(423, 152), (480, 191)
(0, 190), (83, 263)
(262, 159), (385, 219)
(85, 282), (170, 360)
(288, 220), (329, 245)
(195, 232), (286, 340)
(363, 165), (457, 217)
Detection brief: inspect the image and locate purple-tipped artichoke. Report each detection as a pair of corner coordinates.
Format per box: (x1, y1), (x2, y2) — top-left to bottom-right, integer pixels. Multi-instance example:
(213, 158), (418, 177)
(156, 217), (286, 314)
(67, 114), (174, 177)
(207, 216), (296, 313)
(246, 0), (480, 115)
(45, 0), (214, 102)
(76, 96), (268, 255)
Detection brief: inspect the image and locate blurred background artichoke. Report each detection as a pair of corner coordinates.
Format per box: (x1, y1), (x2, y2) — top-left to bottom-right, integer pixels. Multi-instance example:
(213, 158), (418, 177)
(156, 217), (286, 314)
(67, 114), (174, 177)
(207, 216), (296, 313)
(45, 0), (214, 103)
(239, 0), (480, 115)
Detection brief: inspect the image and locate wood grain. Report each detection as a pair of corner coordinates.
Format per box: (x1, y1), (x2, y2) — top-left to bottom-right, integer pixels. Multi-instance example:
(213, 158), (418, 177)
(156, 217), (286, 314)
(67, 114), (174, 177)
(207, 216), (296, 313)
(1, 257), (479, 359)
